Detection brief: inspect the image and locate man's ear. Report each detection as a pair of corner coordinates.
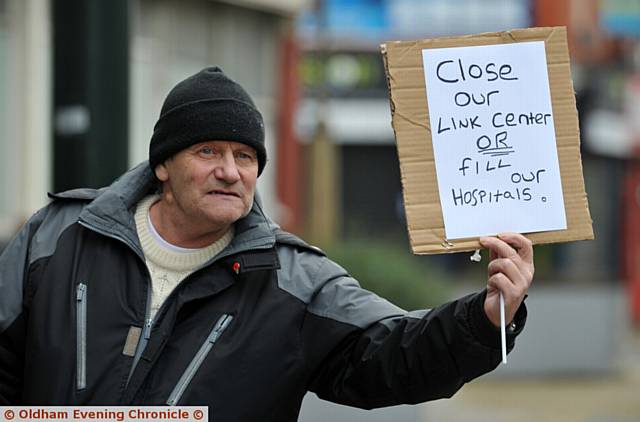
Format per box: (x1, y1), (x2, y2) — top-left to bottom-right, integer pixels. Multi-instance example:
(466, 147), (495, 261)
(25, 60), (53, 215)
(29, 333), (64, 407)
(155, 163), (169, 182)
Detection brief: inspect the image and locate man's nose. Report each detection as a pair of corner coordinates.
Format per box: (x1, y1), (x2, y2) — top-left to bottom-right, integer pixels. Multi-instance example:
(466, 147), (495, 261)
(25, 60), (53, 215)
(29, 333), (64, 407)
(214, 151), (241, 183)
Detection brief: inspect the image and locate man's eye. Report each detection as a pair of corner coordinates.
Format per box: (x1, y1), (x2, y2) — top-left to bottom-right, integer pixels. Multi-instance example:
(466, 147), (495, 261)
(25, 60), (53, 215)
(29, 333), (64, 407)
(200, 147), (215, 155)
(236, 152), (255, 161)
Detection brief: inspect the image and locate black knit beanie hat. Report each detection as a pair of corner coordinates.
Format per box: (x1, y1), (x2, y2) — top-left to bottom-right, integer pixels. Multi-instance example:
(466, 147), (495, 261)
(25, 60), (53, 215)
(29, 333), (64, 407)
(149, 67), (266, 175)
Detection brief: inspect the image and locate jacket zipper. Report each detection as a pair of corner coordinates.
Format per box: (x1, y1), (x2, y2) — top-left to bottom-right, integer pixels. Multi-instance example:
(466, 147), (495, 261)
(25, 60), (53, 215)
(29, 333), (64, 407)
(76, 283), (88, 391)
(126, 285), (153, 387)
(166, 314), (233, 406)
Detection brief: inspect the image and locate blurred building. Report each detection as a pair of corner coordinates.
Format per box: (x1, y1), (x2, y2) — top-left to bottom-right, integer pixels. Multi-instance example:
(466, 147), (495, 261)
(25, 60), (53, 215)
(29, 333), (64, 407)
(0, 0), (307, 245)
(0, 0), (50, 239)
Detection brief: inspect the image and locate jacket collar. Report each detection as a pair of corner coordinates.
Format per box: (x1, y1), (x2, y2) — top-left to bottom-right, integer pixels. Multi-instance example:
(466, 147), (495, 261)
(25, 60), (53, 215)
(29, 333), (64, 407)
(77, 161), (277, 259)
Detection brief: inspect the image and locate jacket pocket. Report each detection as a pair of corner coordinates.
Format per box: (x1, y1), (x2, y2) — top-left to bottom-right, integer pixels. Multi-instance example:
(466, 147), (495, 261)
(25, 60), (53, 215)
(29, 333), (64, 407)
(166, 314), (233, 406)
(76, 283), (88, 391)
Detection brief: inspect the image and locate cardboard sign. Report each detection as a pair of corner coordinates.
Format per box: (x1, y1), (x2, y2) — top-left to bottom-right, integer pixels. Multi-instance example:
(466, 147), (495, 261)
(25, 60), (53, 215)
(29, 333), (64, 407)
(381, 27), (593, 254)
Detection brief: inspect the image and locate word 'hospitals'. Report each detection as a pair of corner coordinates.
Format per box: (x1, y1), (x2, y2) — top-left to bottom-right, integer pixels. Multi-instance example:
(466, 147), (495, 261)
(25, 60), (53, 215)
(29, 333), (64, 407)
(451, 186), (533, 207)
(16, 408), (192, 421)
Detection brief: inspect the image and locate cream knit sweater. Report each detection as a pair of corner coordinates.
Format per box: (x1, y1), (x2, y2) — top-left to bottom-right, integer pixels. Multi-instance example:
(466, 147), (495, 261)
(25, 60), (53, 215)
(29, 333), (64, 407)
(134, 195), (234, 320)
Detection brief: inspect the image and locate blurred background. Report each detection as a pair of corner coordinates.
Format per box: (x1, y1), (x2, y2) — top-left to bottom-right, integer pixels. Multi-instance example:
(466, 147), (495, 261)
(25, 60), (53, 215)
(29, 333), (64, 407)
(1, 0), (640, 420)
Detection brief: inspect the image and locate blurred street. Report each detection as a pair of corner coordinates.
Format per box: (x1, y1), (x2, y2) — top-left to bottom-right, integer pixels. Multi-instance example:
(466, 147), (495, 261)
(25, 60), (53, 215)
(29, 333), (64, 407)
(302, 363), (640, 422)
(422, 329), (640, 422)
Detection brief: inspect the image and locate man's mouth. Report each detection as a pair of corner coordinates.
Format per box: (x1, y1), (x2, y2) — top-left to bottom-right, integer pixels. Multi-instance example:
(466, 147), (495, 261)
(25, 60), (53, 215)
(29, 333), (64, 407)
(209, 189), (240, 198)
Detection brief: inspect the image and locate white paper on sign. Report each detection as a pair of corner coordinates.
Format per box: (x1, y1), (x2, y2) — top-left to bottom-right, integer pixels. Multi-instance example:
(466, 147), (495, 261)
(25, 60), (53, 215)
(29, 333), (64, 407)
(421, 41), (567, 240)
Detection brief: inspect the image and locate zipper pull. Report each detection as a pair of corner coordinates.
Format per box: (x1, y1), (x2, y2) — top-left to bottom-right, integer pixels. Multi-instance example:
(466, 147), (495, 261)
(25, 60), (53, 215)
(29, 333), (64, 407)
(209, 315), (233, 343)
(76, 284), (87, 301)
(143, 318), (153, 340)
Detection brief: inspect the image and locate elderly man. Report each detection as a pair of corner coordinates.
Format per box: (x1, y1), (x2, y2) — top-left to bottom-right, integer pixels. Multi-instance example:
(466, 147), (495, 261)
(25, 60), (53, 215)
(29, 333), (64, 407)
(0, 67), (532, 420)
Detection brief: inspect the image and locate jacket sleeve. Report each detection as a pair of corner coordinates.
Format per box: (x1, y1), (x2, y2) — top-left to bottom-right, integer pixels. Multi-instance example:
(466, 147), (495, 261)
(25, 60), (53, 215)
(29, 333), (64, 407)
(0, 209), (47, 404)
(303, 256), (527, 409)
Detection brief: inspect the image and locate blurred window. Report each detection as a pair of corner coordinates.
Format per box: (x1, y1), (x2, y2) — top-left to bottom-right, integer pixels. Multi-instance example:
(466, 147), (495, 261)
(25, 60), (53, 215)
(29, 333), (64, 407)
(301, 51), (387, 99)
(298, 0), (532, 42)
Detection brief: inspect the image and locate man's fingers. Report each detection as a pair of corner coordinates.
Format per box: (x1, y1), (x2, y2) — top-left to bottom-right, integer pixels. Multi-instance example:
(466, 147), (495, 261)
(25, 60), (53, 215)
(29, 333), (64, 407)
(481, 233), (534, 290)
(487, 277), (517, 324)
(479, 236), (518, 261)
(487, 258), (523, 285)
(497, 232), (534, 264)
(481, 233), (533, 271)
(489, 264), (528, 294)
(482, 233), (534, 327)
(488, 272), (514, 295)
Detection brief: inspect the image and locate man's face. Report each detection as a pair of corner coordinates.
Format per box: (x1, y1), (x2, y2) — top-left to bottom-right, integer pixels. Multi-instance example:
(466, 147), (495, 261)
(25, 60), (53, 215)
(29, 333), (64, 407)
(155, 140), (259, 232)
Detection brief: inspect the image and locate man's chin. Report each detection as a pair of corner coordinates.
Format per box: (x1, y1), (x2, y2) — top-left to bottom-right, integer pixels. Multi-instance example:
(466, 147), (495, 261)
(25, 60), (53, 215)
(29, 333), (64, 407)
(202, 209), (246, 227)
